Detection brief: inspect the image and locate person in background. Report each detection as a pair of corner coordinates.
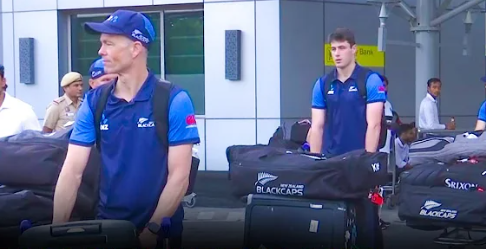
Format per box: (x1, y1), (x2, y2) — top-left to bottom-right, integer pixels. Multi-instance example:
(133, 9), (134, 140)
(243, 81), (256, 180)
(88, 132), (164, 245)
(378, 75), (392, 230)
(474, 75), (486, 131)
(0, 64), (41, 138)
(88, 58), (117, 89)
(42, 72), (84, 133)
(379, 75), (393, 154)
(309, 28), (385, 249)
(395, 123), (417, 176)
(418, 78), (455, 130)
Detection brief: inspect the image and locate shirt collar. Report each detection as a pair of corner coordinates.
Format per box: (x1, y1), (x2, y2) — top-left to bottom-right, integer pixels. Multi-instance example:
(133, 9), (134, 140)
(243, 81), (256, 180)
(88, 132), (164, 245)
(426, 92), (437, 102)
(396, 137), (405, 148)
(0, 92), (14, 109)
(63, 94), (73, 106)
(110, 72), (156, 102)
(328, 63), (362, 83)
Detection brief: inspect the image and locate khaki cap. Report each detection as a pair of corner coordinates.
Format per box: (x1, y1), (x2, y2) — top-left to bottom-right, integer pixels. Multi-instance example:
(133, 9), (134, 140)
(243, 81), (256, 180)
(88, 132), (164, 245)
(61, 72), (83, 87)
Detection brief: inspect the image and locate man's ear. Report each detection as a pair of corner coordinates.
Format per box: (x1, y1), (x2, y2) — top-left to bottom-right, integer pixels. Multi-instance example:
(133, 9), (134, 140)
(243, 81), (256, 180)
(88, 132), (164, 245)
(88, 79), (95, 89)
(132, 42), (145, 59)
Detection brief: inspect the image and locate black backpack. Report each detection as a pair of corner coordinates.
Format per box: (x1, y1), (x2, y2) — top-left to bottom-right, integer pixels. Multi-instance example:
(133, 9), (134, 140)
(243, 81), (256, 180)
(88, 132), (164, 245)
(320, 68), (388, 150)
(92, 79), (199, 195)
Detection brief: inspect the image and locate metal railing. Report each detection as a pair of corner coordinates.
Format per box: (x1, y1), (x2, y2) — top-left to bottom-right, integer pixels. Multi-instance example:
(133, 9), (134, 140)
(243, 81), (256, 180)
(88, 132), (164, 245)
(417, 129), (474, 140)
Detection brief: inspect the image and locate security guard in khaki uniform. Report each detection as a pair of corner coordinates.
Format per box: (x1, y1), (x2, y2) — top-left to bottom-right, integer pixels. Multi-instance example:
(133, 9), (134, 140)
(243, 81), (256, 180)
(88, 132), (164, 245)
(42, 72), (84, 133)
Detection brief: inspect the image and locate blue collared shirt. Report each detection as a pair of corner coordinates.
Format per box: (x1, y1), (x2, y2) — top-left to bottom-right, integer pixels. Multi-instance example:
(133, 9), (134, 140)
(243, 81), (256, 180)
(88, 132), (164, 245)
(70, 72), (200, 235)
(311, 65), (386, 156)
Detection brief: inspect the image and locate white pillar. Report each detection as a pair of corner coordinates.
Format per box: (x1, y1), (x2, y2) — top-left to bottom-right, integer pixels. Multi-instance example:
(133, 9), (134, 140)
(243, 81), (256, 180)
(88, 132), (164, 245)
(412, 0), (439, 125)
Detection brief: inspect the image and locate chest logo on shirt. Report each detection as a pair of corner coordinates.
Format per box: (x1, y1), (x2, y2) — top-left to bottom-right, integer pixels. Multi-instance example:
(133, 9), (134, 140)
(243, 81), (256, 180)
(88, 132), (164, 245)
(349, 86), (358, 92)
(137, 117), (155, 128)
(100, 114), (109, 131)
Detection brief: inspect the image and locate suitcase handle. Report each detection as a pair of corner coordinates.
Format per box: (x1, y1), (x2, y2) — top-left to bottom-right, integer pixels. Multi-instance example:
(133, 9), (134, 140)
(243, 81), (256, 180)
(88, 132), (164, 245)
(50, 223), (101, 237)
(300, 152), (327, 160)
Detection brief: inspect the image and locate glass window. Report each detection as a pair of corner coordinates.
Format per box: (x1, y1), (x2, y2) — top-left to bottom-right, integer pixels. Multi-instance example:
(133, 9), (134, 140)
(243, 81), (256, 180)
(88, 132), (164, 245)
(164, 11), (205, 115)
(70, 12), (162, 91)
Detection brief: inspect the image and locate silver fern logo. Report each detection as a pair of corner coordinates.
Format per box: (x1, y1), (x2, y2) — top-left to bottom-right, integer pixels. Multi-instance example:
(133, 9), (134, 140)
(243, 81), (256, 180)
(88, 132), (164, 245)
(422, 200), (441, 210)
(255, 172), (278, 186)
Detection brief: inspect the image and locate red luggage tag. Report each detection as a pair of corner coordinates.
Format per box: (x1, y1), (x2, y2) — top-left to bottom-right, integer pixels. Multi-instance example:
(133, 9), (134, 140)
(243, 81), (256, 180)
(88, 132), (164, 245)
(371, 192), (384, 205)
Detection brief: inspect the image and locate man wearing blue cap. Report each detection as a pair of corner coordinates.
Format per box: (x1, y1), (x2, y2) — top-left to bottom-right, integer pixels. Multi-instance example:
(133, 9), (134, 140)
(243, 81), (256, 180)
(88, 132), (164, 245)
(474, 76), (486, 131)
(88, 58), (117, 89)
(52, 10), (200, 249)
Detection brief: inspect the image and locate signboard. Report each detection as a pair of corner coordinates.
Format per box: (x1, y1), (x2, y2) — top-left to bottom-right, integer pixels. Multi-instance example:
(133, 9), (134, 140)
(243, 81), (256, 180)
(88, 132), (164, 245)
(324, 44), (385, 68)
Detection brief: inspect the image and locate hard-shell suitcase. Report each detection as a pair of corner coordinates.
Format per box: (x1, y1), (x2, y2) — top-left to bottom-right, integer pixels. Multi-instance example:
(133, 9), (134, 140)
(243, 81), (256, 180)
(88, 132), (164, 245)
(243, 194), (357, 249)
(18, 220), (139, 249)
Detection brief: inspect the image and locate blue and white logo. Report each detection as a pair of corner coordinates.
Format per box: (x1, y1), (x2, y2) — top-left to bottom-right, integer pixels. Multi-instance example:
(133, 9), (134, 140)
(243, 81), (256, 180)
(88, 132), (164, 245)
(131, 29), (150, 44)
(419, 200), (457, 219)
(255, 172), (278, 186)
(100, 114), (109, 131)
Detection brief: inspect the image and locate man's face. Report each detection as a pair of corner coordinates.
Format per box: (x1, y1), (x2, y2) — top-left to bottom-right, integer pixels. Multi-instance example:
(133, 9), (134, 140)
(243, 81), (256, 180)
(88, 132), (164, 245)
(64, 81), (83, 98)
(0, 76), (6, 92)
(427, 81), (442, 97)
(403, 128), (417, 143)
(89, 74), (117, 89)
(98, 34), (142, 74)
(330, 40), (356, 69)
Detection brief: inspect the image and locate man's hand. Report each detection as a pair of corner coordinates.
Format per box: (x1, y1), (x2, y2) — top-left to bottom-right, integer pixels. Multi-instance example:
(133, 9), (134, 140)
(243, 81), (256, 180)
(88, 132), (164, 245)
(139, 228), (158, 249)
(446, 121), (456, 130)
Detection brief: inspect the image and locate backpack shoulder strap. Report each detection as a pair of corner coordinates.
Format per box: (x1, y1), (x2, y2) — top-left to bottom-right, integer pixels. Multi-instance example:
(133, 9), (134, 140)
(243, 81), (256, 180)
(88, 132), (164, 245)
(355, 67), (373, 100)
(94, 83), (112, 152)
(320, 72), (334, 102)
(153, 79), (175, 152)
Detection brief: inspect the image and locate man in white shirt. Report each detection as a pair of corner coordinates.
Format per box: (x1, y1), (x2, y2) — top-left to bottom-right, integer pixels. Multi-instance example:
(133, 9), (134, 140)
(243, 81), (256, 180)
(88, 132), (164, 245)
(0, 65), (41, 138)
(418, 78), (455, 130)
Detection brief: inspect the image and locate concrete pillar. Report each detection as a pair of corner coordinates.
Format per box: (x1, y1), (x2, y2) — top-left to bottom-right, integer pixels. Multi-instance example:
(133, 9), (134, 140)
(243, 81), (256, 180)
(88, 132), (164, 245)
(412, 0), (440, 125)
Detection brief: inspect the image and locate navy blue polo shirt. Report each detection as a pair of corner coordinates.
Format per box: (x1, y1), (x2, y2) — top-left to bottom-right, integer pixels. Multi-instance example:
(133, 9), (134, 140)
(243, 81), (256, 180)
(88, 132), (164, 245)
(311, 65), (386, 156)
(70, 72), (200, 235)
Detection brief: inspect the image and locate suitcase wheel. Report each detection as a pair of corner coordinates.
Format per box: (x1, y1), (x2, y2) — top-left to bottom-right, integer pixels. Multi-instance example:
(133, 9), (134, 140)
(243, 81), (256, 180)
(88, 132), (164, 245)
(182, 193), (197, 208)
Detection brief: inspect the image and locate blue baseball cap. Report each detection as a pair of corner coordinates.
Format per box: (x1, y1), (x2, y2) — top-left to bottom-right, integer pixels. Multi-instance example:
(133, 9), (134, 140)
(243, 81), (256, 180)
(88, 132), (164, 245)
(84, 10), (156, 48)
(89, 58), (105, 79)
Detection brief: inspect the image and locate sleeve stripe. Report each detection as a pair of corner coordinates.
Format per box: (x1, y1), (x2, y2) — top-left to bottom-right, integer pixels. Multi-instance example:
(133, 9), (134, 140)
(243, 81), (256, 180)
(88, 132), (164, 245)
(367, 99), (386, 104)
(169, 138), (201, 146)
(69, 139), (95, 147)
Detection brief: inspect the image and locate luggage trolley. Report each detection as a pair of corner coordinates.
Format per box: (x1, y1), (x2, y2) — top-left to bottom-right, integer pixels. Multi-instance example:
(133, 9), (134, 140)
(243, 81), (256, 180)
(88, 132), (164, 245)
(407, 129), (486, 248)
(381, 130), (399, 210)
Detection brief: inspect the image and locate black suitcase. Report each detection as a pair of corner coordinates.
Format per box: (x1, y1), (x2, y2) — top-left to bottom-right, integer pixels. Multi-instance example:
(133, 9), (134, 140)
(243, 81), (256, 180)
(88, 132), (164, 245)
(18, 220), (139, 249)
(244, 194), (357, 249)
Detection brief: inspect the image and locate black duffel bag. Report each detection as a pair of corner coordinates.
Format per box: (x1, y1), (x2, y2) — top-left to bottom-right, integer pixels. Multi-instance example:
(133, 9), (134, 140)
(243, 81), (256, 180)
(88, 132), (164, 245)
(228, 145), (389, 200)
(400, 161), (486, 190)
(0, 131), (101, 219)
(398, 185), (486, 228)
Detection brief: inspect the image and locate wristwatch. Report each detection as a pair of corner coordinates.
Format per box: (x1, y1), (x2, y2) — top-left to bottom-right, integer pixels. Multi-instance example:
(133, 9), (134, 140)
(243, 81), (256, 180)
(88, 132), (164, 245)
(146, 222), (161, 235)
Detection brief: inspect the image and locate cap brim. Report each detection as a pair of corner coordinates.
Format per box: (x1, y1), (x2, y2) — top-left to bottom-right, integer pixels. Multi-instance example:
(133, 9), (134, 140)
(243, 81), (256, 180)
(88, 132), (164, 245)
(84, 22), (124, 35)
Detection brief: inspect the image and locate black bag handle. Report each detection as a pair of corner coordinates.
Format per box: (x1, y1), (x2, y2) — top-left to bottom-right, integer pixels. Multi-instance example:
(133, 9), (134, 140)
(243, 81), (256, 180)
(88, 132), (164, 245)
(50, 223), (101, 236)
